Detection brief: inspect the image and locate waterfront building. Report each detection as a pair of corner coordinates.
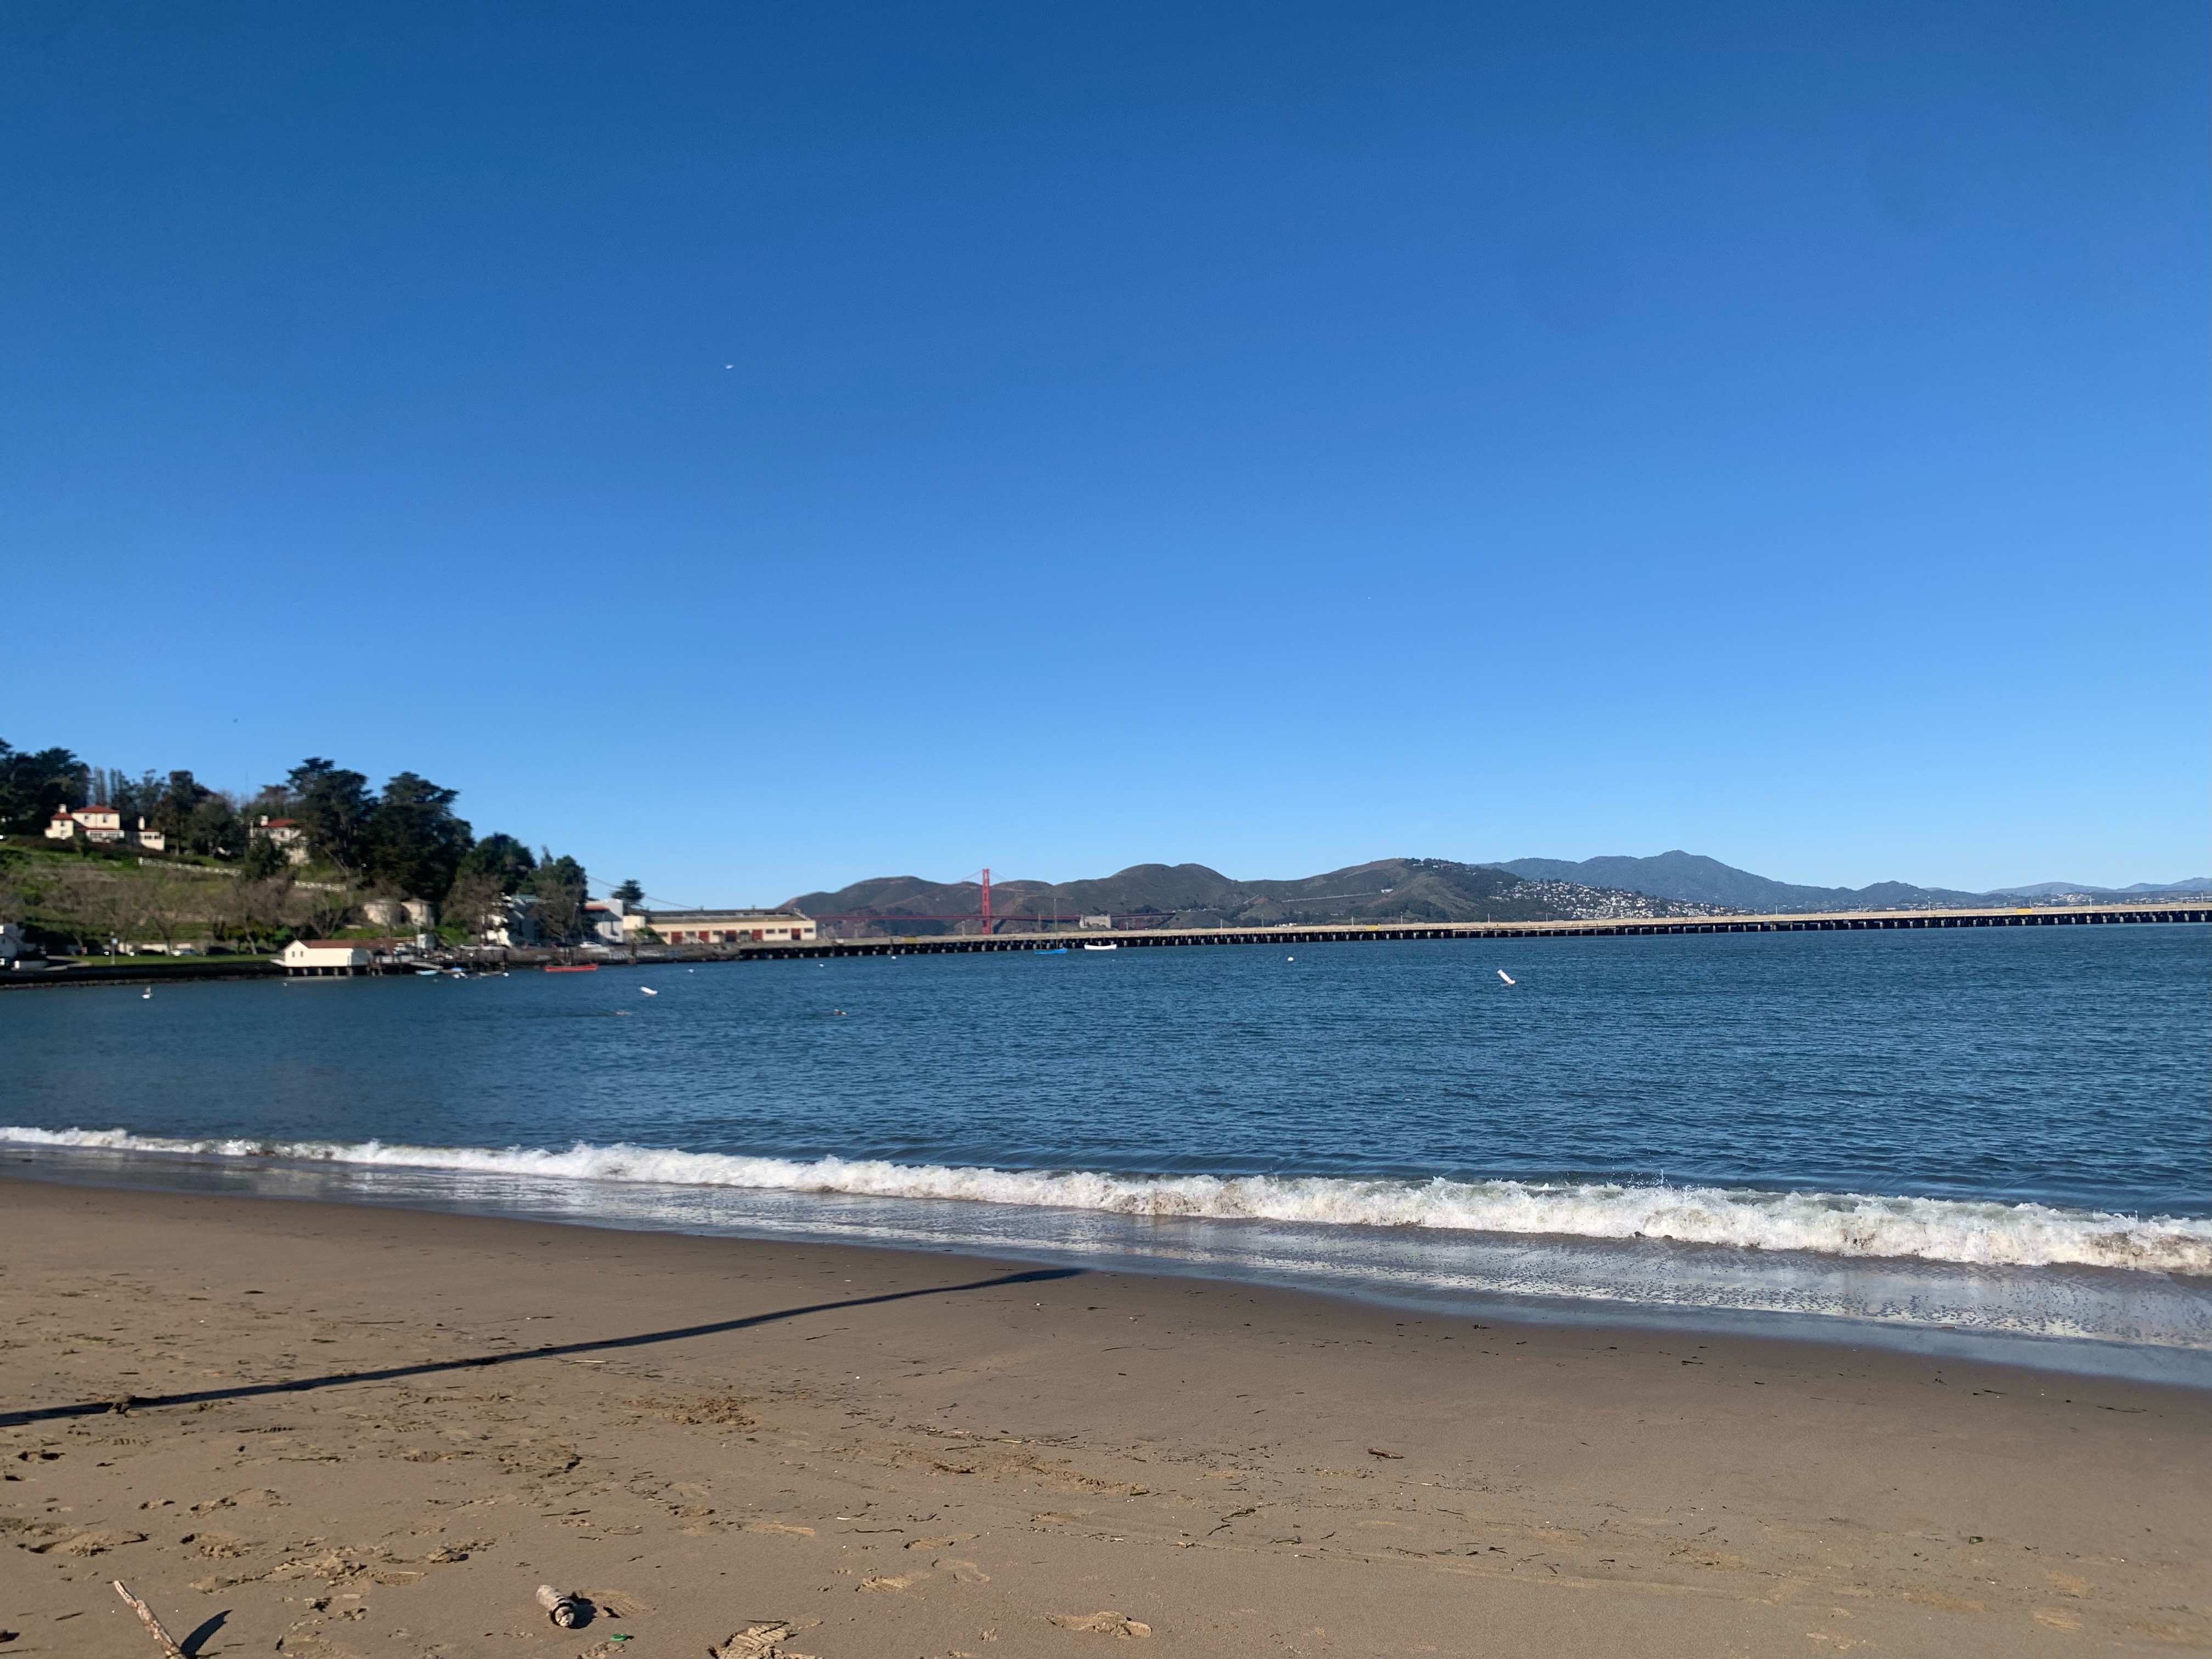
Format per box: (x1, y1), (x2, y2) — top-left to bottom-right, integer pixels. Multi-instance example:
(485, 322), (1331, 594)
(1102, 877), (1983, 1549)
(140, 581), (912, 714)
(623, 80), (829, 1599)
(625, 908), (817, 945)
(278, 937), (408, 975)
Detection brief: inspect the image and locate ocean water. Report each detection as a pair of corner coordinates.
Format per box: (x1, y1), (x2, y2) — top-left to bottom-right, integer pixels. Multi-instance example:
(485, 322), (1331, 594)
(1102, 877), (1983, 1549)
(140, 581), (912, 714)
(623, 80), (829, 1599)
(4, 926), (2207, 1377)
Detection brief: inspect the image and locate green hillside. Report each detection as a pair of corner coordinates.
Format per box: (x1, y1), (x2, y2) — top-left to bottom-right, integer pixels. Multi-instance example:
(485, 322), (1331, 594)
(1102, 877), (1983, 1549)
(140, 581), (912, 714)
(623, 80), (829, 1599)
(787, 857), (1716, 933)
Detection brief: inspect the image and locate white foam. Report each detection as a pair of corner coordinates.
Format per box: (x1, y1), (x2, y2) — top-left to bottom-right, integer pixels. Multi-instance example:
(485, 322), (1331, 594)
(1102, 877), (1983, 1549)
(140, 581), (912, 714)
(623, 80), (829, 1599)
(6, 1125), (2207, 1275)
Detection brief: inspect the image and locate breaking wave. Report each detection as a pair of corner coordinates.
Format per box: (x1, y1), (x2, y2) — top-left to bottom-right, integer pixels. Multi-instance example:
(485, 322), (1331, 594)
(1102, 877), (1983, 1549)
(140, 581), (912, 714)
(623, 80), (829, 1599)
(7, 1125), (2208, 1276)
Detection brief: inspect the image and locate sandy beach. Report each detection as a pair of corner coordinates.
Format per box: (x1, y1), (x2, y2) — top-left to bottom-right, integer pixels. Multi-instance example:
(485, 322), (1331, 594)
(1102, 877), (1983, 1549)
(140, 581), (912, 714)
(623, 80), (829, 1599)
(1, 1178), (2204, 1659)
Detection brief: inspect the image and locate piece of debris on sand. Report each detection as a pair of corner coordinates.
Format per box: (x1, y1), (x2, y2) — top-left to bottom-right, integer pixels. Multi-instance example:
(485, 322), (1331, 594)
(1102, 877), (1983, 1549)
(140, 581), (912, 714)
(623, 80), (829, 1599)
(1047, 1611), (1154, 1638)
(708, 1620), (816, 1659)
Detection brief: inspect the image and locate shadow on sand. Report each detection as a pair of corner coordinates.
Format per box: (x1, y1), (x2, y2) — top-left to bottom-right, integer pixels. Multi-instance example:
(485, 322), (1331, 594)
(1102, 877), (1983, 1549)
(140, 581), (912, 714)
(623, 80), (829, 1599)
(0, 1266), (1085, 1429)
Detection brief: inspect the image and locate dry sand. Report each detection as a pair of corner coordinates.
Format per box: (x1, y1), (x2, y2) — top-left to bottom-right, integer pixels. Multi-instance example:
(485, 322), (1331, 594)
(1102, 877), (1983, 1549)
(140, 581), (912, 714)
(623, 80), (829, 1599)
(0, 1177), (2204, 1658)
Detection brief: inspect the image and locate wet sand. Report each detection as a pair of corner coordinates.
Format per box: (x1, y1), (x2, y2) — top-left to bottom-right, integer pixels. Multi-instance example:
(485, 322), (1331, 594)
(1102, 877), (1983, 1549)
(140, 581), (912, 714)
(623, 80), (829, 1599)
(1, 1178), (2204, 1658)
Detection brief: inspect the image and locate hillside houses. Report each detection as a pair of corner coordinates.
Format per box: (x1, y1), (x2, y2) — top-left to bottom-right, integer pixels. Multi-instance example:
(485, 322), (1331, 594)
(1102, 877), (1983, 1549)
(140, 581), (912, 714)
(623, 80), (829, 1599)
(44, 806), (165, 851)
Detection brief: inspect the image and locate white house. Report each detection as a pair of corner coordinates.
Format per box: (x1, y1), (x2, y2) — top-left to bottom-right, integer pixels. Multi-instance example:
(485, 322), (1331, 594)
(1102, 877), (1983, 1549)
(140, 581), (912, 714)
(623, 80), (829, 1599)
(44, 805), (126, 844)
(1080, 915), (1114, 930)
(455, 893), (541, 947)
(251, 817), (311, 865)
(279, 937), (406, 975)
(133, 819), (166, 852)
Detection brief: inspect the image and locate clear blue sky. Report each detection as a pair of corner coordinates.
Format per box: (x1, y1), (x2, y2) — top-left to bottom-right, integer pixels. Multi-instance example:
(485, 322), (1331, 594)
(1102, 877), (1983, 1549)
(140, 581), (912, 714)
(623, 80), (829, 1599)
(5, 1), (2204, 903)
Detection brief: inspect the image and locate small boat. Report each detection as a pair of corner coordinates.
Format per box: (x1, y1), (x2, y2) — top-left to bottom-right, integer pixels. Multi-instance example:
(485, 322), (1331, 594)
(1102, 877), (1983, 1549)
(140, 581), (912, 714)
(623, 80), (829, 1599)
(415, 968), (439, 977)
(1082, 942), (1118, 951)
(544, 963), (599, 973)
(1034, 945), (1068, 955)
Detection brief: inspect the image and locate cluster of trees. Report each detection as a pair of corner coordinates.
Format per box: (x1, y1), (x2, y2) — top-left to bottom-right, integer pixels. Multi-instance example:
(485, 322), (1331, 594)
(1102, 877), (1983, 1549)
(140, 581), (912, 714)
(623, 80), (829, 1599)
(3, 742), (266, 859)
(3, 859), (346, 957)
(3, 738), (623, 947)
(0, 741), (92, 837)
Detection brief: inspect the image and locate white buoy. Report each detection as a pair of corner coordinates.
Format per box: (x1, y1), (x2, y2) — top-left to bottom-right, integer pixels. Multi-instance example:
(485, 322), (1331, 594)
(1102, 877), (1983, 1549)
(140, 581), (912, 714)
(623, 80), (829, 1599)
(1498, 970), (1516, 985)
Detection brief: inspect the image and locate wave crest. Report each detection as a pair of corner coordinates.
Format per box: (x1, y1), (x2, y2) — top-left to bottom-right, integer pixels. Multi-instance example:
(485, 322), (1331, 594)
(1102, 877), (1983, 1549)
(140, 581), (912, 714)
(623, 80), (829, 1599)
(6, 1126), (2207, 1274)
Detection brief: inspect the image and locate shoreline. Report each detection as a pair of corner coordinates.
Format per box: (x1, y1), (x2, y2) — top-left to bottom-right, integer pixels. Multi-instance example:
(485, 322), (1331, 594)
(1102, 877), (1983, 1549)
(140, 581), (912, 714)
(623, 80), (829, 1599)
(6, 1139), (2207, 1385)
(4, 907), (2203, 992)
(2, 1177), (2205, 1657)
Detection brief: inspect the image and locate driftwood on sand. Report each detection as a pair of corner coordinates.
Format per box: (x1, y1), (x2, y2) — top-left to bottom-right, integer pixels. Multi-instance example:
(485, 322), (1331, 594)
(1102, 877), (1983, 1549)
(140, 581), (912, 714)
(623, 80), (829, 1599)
(110, 1581), (187, 1658)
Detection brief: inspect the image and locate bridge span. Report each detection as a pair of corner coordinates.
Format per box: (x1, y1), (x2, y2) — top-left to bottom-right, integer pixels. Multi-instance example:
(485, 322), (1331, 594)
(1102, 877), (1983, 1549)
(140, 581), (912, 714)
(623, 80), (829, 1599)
(721, 902), (2208, 961)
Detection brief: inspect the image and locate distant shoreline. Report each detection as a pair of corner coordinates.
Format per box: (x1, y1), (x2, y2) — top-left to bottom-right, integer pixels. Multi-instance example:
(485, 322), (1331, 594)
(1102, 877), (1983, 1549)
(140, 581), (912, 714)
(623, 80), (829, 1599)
(4, 900), (2203, 989)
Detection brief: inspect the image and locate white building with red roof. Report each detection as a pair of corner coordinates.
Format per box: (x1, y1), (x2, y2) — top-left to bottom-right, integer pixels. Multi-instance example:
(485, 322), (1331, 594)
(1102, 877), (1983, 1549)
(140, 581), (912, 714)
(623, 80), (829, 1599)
(44, 805), (125, 843)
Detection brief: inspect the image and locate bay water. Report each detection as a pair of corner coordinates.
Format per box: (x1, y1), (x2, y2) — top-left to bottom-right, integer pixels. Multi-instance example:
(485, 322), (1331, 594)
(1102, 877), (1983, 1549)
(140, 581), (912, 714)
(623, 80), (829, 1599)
(5, 924), (2206, 1378)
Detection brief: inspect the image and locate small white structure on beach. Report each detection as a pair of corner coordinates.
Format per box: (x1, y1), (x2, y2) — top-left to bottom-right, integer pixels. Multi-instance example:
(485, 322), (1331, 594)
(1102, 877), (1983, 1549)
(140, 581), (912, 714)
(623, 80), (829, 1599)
(1079, 915), (1114, 930)
(279, 937), (406, 976)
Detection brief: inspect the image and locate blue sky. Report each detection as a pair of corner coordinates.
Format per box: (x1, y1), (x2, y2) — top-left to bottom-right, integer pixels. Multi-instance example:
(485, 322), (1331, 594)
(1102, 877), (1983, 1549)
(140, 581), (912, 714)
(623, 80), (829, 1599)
(4, 1), (2204, 902)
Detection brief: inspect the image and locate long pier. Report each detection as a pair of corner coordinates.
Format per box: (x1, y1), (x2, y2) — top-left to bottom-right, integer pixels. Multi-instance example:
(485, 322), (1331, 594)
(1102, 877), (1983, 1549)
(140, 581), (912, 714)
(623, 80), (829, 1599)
(728, 902), (2209, 961)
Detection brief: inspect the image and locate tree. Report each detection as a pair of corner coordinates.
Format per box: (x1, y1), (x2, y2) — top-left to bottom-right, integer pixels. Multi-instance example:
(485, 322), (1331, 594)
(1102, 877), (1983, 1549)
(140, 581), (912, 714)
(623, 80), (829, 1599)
(0, 740), (87, 833)
(360, 772), (472, 904)
(141, 868), (227, 953)
(219, 872), (299, 954)
(42, 862), (134, 957)
(285, 758), (373, 873)
(526, 851), (588, 945)
(181, 791), (246, 859)
(611, 878), (645, 905)
(441, 868), (507, 943)
(240, 832), (289, 880)
(151, 771), (215, 840)
(88, 768), (160, 825)
(453, 832), (535, 896)
(303, 880), (360, 940)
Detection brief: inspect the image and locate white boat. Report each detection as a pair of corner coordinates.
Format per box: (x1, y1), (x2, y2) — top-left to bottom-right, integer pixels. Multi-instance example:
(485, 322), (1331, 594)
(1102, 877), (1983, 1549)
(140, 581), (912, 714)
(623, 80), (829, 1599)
(1082, 941), (1118, 951)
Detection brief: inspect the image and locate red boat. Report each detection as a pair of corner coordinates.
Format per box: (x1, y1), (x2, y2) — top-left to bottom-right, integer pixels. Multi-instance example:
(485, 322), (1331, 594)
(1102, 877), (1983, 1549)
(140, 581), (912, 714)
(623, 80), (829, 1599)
(543, 963), (599, 973)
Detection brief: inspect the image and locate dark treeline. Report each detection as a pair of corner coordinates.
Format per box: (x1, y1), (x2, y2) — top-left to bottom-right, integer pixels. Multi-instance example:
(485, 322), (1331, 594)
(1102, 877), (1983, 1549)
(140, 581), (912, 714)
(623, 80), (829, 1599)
(2, 738), (598, 940)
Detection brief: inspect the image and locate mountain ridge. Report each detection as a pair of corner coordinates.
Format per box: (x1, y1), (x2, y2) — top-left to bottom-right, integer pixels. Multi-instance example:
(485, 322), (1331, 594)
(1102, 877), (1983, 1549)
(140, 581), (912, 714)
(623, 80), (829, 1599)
(785, 857), (1726, 934)
(1493, 851), (2209, 909)
(783, 851), (2208, 930)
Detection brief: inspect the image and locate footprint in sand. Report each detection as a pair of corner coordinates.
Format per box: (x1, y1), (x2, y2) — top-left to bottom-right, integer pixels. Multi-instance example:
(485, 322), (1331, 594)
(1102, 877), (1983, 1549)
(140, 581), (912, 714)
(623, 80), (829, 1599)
(859, 1572), (928, 1592)
(1048, 1611), (1152, 1638)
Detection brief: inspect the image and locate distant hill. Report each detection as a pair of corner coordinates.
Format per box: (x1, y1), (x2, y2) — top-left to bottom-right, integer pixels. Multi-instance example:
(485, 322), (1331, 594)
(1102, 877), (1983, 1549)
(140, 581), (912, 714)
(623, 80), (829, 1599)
(1986, 878), (2211, 897)
(1493, 851), (1995, 912)
(785, 851), (2204, 934)
(786, 857), (1728, 934)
